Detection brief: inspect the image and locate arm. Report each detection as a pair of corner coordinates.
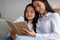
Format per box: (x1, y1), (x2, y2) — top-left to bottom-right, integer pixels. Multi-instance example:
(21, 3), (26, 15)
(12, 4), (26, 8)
(10, 16), (24, 40)
(9, 27), (16, 40)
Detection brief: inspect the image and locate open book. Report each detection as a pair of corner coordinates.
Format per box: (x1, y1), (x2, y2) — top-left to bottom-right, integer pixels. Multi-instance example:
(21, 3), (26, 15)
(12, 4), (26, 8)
(6, 19), (30, 36)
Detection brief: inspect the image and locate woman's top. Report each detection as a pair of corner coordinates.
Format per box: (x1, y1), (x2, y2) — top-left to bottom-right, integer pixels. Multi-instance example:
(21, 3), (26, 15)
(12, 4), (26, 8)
(36, 12), (60, 40)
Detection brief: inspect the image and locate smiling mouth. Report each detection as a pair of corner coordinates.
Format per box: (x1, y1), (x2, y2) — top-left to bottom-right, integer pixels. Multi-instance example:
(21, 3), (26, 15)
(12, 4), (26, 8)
(27, 15), (32, 17)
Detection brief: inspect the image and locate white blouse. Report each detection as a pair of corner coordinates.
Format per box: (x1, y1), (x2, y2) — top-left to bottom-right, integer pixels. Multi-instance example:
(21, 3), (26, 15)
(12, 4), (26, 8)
(36, 12), (60, 40)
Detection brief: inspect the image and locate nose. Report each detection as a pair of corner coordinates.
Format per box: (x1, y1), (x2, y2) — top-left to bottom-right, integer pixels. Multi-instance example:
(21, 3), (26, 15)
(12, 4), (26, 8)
(28, 12), (31, 15)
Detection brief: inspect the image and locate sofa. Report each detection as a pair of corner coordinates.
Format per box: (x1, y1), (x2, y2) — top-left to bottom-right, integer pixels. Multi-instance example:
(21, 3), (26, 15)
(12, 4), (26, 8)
(0, 19), (9, 39)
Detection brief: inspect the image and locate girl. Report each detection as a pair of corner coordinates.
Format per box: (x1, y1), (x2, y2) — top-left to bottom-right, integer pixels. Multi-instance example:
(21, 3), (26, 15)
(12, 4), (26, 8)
(10, 3), (39, 40)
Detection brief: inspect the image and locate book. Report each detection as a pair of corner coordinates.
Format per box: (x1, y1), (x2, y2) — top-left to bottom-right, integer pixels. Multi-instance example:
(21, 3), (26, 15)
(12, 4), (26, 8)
(6, 19), (30, 36)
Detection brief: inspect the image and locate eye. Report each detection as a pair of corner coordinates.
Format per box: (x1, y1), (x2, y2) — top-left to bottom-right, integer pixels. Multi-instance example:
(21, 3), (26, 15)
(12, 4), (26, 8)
(34, 4), (41, 10)
(35, 7), (37, 10)
(31, 11), (35, 13)
(31, 11), (33, 13)
(34, 6), (37, 10)
(26, 11), (29, 13)
(37, 4), (41, 7)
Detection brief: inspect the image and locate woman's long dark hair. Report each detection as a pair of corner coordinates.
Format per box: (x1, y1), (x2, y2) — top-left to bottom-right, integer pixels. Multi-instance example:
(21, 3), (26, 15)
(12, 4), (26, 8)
(24, 3), (39, 33)
(32, 0), (55, 13)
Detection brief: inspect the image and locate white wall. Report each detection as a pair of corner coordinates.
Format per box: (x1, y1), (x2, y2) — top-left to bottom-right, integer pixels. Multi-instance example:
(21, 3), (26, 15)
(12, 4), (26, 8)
(48, 0), (60, 8)
(0, 0), (31, 20)
(0, 0), (60, 20)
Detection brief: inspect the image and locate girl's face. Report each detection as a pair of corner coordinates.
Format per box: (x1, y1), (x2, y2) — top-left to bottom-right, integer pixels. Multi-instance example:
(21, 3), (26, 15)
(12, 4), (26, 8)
(33, 1), (46, 14)
(26, 6), (35, 20)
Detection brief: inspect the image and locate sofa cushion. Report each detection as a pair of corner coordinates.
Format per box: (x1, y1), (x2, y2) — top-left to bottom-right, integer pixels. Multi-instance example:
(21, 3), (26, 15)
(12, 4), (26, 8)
(0, 19), (9, 38)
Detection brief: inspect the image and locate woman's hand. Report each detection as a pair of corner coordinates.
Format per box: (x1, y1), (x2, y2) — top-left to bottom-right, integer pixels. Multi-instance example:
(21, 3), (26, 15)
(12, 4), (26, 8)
(23, 28), (36, 37)
(9, 27), (16, 40)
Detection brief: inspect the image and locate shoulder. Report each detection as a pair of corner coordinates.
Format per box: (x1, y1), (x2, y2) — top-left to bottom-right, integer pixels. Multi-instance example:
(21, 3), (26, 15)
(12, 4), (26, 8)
(48, 12), (60, 18)
(50, 12), (60, 21)
(14, 16), (24, 22)
(52, 13), (60, 19)
(53, 12), (60, 17)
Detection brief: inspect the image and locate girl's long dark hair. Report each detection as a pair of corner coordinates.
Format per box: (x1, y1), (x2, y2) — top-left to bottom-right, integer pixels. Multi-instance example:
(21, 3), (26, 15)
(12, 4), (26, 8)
(24, 3), (39, 33)
(32, 0), (55, 13)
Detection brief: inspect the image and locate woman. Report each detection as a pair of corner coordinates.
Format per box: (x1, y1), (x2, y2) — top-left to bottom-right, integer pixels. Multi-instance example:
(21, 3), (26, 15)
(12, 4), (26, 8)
(10, 3), (39, 40)
(22, 0), (60, 40)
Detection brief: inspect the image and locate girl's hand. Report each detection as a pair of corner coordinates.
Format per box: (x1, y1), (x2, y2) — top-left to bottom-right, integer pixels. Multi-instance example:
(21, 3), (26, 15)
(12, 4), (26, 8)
(9, 27), (16, 40)
(23, 28), (36, 37)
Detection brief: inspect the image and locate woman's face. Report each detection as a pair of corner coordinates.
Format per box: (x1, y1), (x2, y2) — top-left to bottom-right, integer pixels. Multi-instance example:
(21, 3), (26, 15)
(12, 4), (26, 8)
(26, 6), (35, 20)
(33, 1), (46, 14)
